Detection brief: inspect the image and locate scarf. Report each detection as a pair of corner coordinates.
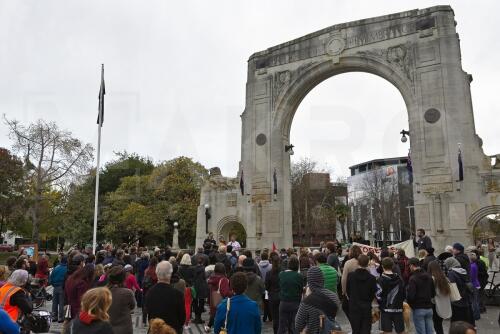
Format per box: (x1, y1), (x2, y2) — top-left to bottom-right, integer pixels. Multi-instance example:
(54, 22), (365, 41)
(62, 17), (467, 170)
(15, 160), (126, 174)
(79, 311), (96, 325)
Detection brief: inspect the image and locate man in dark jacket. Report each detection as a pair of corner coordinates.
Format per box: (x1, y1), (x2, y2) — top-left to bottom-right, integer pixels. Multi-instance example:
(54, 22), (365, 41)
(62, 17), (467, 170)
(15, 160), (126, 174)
(407, 257), (435, 334)
(346, 254), (377, 334)
(377, 258), (406, 334)
(413, 229), (432, 251)
(146, 261), (185, 334)
(452, 243), (471, 275)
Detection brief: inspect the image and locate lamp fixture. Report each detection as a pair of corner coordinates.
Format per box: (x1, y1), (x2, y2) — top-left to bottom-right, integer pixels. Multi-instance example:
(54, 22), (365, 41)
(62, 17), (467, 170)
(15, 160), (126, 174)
(400, 129), (410, 143)
(285, 144), (295, 155)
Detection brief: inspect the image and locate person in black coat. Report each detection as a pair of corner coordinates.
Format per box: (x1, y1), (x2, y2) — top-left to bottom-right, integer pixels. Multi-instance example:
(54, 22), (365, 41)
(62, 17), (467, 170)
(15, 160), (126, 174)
(413, 229), (433, 251)
(452, 243), (470, 274)
(192, 258), (209, 324)
(346, 254), (377, 334)
(407, 257), (435, 334)
(146, 261), (185, 334)
(265, 255), (281, 334)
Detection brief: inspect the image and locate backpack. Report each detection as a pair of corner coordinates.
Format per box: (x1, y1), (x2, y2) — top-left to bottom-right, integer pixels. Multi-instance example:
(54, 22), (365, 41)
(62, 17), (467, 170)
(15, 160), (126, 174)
(142, 275), (154, 290)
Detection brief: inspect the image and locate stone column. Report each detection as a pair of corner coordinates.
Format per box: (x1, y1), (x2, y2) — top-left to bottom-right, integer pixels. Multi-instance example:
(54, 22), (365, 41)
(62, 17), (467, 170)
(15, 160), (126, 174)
(172, 222), (180, 250)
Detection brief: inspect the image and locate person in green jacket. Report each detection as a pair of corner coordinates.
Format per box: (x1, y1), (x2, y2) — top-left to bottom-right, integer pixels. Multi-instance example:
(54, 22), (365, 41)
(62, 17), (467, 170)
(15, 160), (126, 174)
(315, 252), (338, 293)
(278, 255), (303, 333)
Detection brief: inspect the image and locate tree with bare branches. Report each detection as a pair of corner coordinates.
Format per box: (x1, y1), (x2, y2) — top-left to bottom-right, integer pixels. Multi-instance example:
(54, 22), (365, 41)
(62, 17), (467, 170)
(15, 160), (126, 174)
(4, 116), (93, 241)
(360, 168), (400, 246)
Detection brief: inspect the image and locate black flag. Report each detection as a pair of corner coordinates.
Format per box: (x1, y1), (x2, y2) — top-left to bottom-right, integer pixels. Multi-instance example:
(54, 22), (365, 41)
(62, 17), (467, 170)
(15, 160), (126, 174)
(240, 170), (244, 195)
(458, 147), (464, 181)
(407, 151), (413, 184)
(97, 64), (105, 126)
(273, 168), (278, 195)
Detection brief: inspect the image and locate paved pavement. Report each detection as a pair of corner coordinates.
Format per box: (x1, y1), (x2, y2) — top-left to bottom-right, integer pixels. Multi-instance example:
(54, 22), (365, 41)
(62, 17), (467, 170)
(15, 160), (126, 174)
(38, 297), (500, 333)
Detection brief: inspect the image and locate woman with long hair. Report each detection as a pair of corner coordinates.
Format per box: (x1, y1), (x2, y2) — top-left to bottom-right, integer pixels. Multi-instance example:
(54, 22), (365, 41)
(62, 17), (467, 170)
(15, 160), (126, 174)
(428, 261), (451, 334)
(205, 263), (233, 332)
(69, 287), (113, 333)
(65, 265), (95, 320)
(35, 255), (49, 282)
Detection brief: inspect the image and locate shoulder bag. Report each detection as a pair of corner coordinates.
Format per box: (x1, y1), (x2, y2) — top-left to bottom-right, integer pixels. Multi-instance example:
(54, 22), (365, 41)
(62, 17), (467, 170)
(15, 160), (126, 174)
(219, 297), (231, 334)
(449, 282), (461, 302)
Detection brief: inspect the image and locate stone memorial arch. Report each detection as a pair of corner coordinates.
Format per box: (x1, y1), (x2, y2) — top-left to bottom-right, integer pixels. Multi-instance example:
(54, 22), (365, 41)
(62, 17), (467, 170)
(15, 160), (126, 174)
(196, 6), (500, 250)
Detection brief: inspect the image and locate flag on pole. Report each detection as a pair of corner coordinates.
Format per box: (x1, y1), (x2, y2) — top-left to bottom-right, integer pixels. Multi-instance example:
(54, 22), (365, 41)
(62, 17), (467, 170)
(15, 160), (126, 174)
(273, 168), (278, 195)
(407, 150), (413, 184)
(272, 242), (277, 253)
(240, 170), (244, 195)
(458, 145), (464, 181)
(97, 64), (105, 126)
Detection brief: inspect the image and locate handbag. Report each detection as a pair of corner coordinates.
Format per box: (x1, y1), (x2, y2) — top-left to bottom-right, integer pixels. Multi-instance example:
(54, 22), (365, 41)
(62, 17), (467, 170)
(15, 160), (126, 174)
(64, 305), (72, 320)
(219, 297), (231, 334)
(449, 282), (461, 302)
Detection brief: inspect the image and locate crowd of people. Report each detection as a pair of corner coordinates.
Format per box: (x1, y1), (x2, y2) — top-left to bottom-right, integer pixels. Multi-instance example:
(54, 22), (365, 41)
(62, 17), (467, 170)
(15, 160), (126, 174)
(0, 230), (498, 334)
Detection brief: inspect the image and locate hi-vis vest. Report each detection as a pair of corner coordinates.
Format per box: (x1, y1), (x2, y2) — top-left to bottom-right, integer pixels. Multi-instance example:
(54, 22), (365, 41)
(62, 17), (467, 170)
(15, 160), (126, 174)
(0, 283), (22, 321)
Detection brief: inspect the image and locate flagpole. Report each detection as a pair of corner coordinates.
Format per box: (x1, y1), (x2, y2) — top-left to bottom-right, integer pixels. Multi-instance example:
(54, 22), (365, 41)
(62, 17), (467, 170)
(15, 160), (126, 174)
(93, 64), (105, 254)
(92, 122), (102, 254)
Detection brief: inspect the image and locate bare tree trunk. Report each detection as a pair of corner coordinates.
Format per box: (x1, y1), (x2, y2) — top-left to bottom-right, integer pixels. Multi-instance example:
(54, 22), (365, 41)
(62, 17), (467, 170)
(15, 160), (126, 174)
(340, 219), (346, 241)
(31, 190), (42, 242)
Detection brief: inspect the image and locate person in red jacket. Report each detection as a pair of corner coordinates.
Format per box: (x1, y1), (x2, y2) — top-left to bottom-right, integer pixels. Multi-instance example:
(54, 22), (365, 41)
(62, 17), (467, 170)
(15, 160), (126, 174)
(205, 263), (233, 332)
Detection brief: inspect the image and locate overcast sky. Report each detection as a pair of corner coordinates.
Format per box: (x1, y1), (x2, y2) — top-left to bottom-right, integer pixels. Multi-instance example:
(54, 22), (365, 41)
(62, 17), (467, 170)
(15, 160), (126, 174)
(0, 0), (498, 178)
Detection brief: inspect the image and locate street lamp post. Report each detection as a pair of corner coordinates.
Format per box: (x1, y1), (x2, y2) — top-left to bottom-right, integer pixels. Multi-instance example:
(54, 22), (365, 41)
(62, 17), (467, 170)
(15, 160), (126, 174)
(204, 204), (211, 234)
(370, 205), (375, 246)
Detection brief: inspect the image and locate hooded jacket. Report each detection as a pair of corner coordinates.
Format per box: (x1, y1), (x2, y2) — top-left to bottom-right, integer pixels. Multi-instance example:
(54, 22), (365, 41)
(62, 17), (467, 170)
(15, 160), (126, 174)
(346, 268), (377, 310)
(258, 260), (272, 282)
(445, 258), (471, 308)
(376, 272), (405, 312)
(295, 267), (340, 334)
(407, 268), (435, 309)
(245, 272), (265, 307)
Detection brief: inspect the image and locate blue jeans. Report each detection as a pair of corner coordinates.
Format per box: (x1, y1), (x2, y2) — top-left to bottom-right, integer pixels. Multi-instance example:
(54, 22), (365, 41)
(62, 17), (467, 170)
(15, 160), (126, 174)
(51, 285), (64, 321)
(412, 308), (433, 334)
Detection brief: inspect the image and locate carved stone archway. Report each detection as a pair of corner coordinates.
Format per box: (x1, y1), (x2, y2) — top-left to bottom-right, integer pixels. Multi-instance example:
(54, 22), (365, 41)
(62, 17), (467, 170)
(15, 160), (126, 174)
(216, 216), (247, 248)
(196, 6), (500, 251)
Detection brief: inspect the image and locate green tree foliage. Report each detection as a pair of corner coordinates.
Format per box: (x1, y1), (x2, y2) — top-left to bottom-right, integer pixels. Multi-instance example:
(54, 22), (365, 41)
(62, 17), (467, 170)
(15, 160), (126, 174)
(0, 147), (26, 240)
(103, 156), (208, 247)
(62, 152), (155, 246)
(99, 151), (154, 194)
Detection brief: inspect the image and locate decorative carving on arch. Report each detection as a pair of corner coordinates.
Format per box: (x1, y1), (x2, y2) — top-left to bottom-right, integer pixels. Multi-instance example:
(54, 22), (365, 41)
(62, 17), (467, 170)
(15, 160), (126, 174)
(468, 205), (500, 227)
(272, 61), (319, 109)
(356, 43), (416, 85)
